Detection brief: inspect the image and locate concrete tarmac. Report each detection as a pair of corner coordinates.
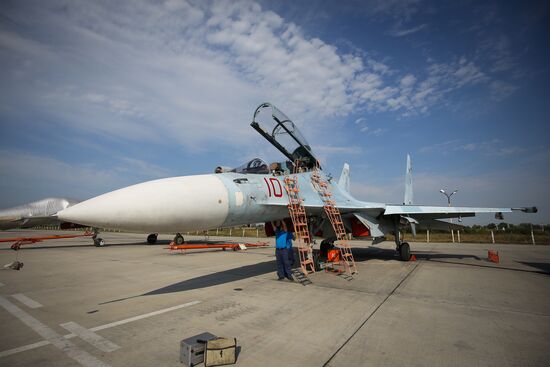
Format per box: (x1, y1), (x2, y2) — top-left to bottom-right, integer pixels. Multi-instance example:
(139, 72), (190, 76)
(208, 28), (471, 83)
(0, 230), (549, 366)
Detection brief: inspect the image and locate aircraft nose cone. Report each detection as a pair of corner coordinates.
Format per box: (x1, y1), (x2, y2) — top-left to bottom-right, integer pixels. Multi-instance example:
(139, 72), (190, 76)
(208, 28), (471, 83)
(58, 175), (229, 232)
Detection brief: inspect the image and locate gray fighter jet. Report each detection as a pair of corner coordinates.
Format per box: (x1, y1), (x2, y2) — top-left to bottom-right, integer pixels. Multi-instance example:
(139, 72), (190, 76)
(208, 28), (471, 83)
(57, 103), (537, 258)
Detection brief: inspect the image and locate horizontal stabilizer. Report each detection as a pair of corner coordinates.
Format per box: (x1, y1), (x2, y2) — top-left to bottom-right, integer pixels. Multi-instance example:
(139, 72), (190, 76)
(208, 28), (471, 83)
(384, 205), (513, 220)
(514, 206), (538, 213)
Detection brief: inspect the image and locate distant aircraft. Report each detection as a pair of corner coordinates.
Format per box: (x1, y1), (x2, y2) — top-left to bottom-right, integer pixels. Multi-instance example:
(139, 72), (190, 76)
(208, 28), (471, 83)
(57, 103), (537, 260)
(0, 198), (80, 230)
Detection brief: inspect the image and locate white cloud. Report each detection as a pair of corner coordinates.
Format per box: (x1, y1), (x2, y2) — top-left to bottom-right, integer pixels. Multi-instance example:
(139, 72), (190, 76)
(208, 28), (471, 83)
(365, 0), (425, 19)
(0, 0), (507, 153)
(420, 139), (524, 157)
(453, 58), (487, 87)
(351, 168), (548, 224)
(390, 23), (427, 37)
(371, 128), (387, 136)
(489, 80), (517, 101)
(313, 145), (362, 155)
(419, 140), (461, 153)
(0, 150), (172, 206)
(477, 34), (518, 74)
(400, 74), (417, 87)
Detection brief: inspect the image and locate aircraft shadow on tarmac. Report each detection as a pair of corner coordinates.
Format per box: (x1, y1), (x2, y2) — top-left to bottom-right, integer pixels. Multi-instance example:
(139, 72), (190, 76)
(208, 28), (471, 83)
(351, 248), (550, 275)
(98, 247), (550, 305)
(103, 247), (490, 303)
(144, 261), (277, 296)
(100, 260), (277, 304)
(350, 247), (481, 262)
(517, 262), (550, 275)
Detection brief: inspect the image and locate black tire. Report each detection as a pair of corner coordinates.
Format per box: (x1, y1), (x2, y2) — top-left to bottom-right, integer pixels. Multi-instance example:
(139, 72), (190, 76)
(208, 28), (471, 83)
(319, 239), (333, 258)
(174, 233), (184, 245)
(147, 233), (158, 245)
(399, 242), (410, 261)
(94, 238), (105, 247)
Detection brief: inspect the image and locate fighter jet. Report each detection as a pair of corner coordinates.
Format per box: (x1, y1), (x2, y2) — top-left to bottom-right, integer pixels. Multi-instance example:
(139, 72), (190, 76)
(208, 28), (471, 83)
(0, 198), (80, 230)
(57, 103), (537, 259)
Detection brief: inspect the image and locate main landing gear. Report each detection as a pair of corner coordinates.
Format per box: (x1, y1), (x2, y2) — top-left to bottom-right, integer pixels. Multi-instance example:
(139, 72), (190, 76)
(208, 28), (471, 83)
(393, 217), (411, 261)
(319, 238), (335, 258)
(147, 233), (158, 245)
(173, 233), (184, 245)
(397, 241), (410, 261)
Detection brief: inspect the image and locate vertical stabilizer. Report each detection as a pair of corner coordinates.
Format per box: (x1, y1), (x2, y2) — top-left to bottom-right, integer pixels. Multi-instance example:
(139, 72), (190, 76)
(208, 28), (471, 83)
(404, 154), (413, 205)
(338, 163), (350, 193)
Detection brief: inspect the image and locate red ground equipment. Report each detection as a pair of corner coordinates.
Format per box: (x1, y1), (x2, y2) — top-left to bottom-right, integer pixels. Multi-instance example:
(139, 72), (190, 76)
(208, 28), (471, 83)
(488, 250), (500, 263)
(167, 241), (269, 253)
(0, 231), (94, 250)
(327, 249), (340, 263)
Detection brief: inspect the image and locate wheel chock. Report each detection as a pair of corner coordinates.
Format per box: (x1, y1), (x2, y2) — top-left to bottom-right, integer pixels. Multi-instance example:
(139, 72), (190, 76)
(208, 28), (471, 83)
(409, 254), (417, 261)
(488, 250), (499, 263)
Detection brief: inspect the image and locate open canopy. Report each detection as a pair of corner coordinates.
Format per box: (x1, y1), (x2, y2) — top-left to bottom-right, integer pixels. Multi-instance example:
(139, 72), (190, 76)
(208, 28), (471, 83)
(251, 103), (318, 169)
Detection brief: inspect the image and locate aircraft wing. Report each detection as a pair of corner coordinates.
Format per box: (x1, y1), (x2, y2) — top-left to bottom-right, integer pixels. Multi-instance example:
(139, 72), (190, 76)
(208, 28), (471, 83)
(415, 218), (465, 230)
(0, 215), (59, 230)
(383, 205), (537, 220)
(261, 201), (383, 215)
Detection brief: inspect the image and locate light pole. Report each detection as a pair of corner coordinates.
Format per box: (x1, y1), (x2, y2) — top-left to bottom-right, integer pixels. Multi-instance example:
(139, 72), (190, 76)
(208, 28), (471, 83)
(440, 189), (458, 243)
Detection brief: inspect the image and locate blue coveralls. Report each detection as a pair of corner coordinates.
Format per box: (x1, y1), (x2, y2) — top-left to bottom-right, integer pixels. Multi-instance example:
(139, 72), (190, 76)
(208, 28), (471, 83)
(275, 229), (292, 279)
(287, 233), (295, 266)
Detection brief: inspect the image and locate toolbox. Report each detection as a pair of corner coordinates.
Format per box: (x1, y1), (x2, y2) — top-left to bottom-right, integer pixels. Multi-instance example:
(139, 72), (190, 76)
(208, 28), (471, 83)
(205, 337), (237, 367)
(180, 332), (217, 367)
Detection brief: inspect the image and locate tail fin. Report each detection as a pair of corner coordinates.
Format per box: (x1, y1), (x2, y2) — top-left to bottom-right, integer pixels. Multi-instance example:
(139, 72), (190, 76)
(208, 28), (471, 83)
(404, 154), (416, 236)
(404, 154), (413, 205)
(338, 163), (350, 193)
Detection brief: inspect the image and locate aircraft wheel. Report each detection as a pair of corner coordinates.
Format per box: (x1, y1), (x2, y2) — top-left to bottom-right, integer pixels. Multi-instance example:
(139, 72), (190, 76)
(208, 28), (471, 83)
(399, 242), (410, 261)
(94, 238), (105, 247)
(174, 233), (184, 245)
(147, 233), (158, 245)
(319, 239), (334, 258)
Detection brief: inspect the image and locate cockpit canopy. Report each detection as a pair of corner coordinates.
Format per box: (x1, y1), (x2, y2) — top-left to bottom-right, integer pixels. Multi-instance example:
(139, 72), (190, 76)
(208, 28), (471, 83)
(251, 103), (318, 170)
(232, 158), (269, 174)
(215, 158), (269, 175)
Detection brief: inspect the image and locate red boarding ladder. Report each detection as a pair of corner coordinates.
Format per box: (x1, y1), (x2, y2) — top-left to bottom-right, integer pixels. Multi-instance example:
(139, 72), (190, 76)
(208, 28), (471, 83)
(283, 169), (315, 275)
(310, 164), (357, 275)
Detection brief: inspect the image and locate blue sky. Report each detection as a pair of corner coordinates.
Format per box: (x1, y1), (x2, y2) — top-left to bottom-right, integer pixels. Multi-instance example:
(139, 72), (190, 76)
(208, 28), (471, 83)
(0, 0), (548, 224)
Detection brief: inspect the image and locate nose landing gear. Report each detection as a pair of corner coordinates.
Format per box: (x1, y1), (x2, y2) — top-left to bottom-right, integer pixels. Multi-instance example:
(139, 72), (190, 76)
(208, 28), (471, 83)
(92, 228), (105, 247)
(173, 233), (184, 245)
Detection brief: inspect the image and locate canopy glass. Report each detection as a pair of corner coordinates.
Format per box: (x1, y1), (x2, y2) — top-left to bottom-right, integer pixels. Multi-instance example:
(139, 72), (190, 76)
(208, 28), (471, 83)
(251, 103), (317, 169)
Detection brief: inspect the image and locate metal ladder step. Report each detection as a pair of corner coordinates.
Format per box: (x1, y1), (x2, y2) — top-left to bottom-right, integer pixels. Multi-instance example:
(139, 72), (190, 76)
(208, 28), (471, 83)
(310, 165), (357, 276)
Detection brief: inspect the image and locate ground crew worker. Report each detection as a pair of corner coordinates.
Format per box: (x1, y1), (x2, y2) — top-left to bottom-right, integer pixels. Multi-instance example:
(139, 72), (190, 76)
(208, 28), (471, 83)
(287, 230), (295, 266)
(272, 220), (293, 281)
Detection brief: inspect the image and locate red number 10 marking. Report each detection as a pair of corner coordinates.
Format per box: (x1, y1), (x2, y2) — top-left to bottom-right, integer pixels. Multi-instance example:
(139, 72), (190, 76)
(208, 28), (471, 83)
(264, 177), (283, 197)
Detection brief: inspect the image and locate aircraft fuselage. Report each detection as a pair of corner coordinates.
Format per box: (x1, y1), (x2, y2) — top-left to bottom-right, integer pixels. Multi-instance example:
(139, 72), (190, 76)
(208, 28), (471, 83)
(57, 171), (374, 233)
